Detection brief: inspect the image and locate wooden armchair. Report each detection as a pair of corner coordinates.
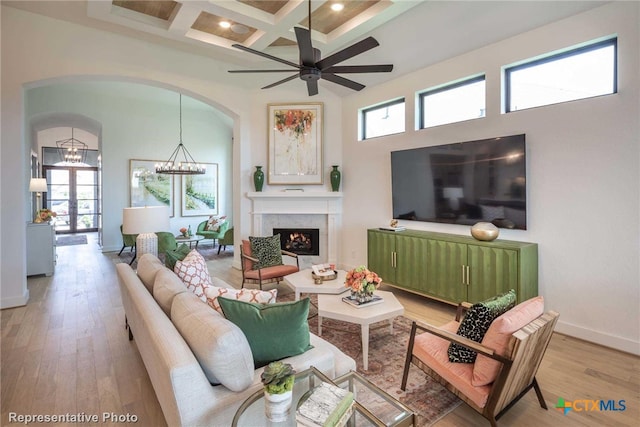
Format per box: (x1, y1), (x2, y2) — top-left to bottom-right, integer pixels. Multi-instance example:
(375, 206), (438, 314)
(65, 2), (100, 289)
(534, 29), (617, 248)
(240, 239), (299, 290)
(401, 298), (559, 427)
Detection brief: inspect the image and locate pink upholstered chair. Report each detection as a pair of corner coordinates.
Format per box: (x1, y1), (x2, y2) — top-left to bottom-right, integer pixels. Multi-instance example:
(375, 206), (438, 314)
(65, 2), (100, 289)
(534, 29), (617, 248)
(401, 298), (559, 427)
(240, 239), (299, 290)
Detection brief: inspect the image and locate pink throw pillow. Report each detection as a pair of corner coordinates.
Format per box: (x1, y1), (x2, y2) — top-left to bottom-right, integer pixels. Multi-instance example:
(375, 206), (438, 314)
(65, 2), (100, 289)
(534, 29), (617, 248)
(471, 296), (544, 386)
(204, 286), (277, 314)
(174, 250), (212, 302)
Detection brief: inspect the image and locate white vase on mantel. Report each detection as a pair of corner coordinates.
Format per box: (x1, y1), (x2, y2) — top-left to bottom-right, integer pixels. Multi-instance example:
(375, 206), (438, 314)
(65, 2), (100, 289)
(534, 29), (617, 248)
(264, 389), (293, 422)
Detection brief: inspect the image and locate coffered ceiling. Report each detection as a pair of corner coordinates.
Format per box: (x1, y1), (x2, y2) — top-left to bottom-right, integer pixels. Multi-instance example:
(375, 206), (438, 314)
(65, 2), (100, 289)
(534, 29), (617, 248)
(3, 1), (608, 96)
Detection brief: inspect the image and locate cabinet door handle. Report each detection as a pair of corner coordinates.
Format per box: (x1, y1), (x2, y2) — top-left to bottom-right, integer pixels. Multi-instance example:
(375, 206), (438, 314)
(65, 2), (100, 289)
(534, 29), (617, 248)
(393, 252), (397, 268)
(466, 266), (470, 285)
(462, 265), (465, 285)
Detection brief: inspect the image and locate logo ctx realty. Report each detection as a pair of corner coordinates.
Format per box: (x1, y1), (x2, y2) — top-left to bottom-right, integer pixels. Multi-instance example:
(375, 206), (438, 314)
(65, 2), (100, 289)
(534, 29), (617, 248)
(555, 397), (626, 415)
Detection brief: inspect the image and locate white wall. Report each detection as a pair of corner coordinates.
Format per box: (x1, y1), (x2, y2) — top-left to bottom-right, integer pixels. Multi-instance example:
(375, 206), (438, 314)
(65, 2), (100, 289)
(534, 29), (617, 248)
(0, 6), (343, 309)
(341, 2), (640, 354)
(1, 2), (637, 355)
(25, 82), (233, 251)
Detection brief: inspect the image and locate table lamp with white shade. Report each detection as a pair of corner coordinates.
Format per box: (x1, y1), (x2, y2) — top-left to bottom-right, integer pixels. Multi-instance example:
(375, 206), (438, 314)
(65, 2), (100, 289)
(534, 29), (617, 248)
(122, 206), (170, 259)
(29, 178), (48, 222)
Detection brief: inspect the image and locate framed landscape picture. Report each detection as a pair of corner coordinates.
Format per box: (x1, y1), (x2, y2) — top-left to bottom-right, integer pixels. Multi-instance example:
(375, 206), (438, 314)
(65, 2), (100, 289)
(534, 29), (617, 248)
(181, 163), (218, 217)
(129, 159), (174, 217)
(268, 102), (323, 185)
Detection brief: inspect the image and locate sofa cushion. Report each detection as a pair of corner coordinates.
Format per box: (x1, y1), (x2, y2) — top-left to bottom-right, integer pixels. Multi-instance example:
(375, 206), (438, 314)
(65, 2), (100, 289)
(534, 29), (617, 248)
(449, 290), (516, 363)
(472, 296), (544, 386)
(153, 268), (189, 316)
(165, 243), (191, 271)
(413, 320), (492, 409)
(218, 297), (312, 368)
(249, 235), (283, 269)
(171, 292), (254, 391)
(174, 250), (212, 302)
(204, 286), (277, 314)
(137, 253), (166, 292)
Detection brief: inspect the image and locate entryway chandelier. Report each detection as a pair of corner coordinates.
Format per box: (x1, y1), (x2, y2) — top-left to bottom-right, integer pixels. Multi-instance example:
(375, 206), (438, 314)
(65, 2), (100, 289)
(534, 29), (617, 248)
(56, 128), (88, 165)
(156, 93), (206, 175)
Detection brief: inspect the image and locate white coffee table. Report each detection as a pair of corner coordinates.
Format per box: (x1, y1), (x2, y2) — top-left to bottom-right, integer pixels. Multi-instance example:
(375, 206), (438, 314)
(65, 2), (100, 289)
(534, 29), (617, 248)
(283, 268), (349, 301)
(317, 290), (404, 370)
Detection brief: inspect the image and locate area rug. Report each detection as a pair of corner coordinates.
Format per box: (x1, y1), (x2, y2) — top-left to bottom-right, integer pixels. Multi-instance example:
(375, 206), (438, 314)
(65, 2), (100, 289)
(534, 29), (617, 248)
(56, 234), (88, 246)
(281, 294), (462, 426)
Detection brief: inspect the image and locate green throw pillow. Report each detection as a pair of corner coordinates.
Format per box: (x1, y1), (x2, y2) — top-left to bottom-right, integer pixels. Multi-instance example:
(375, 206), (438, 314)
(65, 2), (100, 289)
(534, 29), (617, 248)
(448, 289), (517, 363)
(165, 243), (191, 270)
(249, 235), (283, 269)
(217, 297), (313, 368)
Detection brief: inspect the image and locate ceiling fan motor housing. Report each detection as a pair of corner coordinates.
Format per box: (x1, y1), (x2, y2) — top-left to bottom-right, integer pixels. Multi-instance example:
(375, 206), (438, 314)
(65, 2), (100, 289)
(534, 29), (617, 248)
(300, 68), (321, 81)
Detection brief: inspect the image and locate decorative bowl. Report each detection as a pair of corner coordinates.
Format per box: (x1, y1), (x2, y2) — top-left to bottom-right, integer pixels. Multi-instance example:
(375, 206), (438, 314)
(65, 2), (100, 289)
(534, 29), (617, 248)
(311, 270), (338, 282)
(470, 222), (499, 241)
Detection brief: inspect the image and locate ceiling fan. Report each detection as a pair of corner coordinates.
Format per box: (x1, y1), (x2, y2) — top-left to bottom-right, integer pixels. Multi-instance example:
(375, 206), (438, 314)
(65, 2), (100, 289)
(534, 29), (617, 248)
(228, 0), (393, 96)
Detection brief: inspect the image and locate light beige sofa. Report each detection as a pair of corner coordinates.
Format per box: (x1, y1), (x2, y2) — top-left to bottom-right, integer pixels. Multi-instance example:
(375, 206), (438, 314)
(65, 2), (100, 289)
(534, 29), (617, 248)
(116, 254), (356, 427)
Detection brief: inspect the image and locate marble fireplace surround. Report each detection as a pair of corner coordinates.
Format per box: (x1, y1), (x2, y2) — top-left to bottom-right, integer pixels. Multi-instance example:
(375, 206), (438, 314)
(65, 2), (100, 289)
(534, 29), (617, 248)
(247, 192), (343, 267)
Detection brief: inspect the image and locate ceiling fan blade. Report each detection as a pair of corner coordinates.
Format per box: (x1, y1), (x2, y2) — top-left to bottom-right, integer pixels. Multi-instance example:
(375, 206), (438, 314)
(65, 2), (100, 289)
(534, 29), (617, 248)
(316, 37), (380, 70)
(323, 64), (393, 74)
(321, 73), (365, 91)
(231, 43), (300, 69)
(262, 74), (299, 90)
(294, 27), (315, 67)
(306, 79), (318, 96)
(229, 69), (302, 73)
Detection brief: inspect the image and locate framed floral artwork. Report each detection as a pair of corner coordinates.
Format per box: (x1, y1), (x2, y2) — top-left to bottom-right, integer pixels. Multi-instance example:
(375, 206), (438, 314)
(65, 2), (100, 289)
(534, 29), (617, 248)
(268, 103), (323, 185)
(181, 163), (218, 217)
(129, 159), (174, 217)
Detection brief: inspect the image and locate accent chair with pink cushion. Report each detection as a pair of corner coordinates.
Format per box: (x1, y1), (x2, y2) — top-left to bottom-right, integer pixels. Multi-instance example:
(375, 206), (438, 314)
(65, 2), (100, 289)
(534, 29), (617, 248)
(240, 238), (299, 290)
(401, 296), (558, 427)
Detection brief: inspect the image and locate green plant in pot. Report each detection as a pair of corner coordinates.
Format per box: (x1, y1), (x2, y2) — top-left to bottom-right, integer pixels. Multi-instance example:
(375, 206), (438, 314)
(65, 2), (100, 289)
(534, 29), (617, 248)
(261, 361), (296, 422)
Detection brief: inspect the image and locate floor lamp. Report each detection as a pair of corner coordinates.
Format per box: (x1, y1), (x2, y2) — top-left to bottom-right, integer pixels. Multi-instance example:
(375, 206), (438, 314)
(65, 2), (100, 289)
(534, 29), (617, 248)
(122, 206), (170, 261)
(29, 178), (48, 222)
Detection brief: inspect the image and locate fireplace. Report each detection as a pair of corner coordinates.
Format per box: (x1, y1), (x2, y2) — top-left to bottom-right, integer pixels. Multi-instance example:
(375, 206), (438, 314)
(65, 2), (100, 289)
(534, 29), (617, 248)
(273, 228), (320, 256)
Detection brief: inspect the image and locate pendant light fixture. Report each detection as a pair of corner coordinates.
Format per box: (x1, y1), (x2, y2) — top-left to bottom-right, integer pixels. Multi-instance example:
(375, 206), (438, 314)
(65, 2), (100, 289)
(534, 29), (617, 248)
(56, 128), (89, 166)
(156, 93), (206, 175)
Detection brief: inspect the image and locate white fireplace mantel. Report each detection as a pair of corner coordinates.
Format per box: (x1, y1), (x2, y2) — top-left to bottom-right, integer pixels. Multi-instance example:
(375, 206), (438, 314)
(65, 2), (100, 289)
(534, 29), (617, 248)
(247, 192), (343, 264)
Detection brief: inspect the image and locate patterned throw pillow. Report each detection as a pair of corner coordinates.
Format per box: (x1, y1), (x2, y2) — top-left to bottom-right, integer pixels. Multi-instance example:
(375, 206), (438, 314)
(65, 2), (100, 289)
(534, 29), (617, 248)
(448, 289), (516, 363)
(204, 286), (277, 314)
(174, 250), (212, 302)
(249, 235), (283, 269)
(206, 215), (227, 232)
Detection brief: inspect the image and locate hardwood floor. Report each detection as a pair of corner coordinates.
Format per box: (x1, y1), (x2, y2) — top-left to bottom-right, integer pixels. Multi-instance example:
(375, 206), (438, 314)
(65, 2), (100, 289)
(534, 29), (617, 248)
(2, 234), (638, 426)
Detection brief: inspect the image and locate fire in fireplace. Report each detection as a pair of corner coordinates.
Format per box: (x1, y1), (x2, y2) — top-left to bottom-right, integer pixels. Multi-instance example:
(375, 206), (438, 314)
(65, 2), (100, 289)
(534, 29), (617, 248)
(273, 228), (320, 256)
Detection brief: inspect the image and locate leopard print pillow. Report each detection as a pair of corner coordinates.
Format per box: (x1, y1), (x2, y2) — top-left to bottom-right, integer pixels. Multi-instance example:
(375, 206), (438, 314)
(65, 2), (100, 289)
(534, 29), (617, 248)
(249, 235), (283, 269)
(448, 289), (516, 363)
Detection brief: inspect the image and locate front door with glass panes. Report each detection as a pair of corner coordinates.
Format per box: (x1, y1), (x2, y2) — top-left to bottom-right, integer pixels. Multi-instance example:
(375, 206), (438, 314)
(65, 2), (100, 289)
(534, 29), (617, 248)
(44, 166), (100, 234)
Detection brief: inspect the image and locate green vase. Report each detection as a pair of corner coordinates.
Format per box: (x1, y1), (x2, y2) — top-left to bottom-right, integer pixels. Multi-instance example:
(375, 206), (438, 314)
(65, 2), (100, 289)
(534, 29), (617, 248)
(330, 165), (341, 192)
(253, 166), (265, 192)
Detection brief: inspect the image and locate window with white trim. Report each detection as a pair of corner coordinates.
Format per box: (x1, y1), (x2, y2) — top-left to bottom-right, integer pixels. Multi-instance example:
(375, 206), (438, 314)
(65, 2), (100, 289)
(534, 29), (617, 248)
(361, 98), (405, 140)
(505, 37), (617, 112)
(419, 76), (486, 129)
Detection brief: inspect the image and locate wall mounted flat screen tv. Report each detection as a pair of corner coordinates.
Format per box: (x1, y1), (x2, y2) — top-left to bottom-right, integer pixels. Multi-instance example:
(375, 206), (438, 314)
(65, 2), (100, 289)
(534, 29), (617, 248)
(391, 134), (526, 229)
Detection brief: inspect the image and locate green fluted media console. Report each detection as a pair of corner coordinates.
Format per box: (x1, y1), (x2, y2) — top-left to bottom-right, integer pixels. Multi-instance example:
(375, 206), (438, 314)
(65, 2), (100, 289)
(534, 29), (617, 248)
(367, 229), (537, 305)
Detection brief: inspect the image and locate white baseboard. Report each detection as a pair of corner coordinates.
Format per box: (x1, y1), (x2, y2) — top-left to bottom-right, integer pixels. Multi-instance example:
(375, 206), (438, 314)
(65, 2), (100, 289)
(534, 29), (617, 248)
(1, 288), (29, 309)
(555, 320), (640, 356)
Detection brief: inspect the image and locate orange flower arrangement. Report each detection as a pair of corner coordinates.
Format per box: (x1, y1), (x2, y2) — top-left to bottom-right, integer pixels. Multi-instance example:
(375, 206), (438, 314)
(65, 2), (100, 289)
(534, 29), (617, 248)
(36, 209), (56, 223)
(345, 265), (382, 296)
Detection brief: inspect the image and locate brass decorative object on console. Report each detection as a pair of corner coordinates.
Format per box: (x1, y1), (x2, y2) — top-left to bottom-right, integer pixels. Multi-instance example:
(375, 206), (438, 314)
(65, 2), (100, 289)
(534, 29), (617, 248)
(470, 222), (499, 241)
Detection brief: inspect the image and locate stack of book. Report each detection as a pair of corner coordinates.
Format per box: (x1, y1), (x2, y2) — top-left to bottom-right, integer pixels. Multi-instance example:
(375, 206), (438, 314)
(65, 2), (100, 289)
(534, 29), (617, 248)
(296, 382), (354, 427)
(378, 225), (406, 232)
(342, 295), (384, 308)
